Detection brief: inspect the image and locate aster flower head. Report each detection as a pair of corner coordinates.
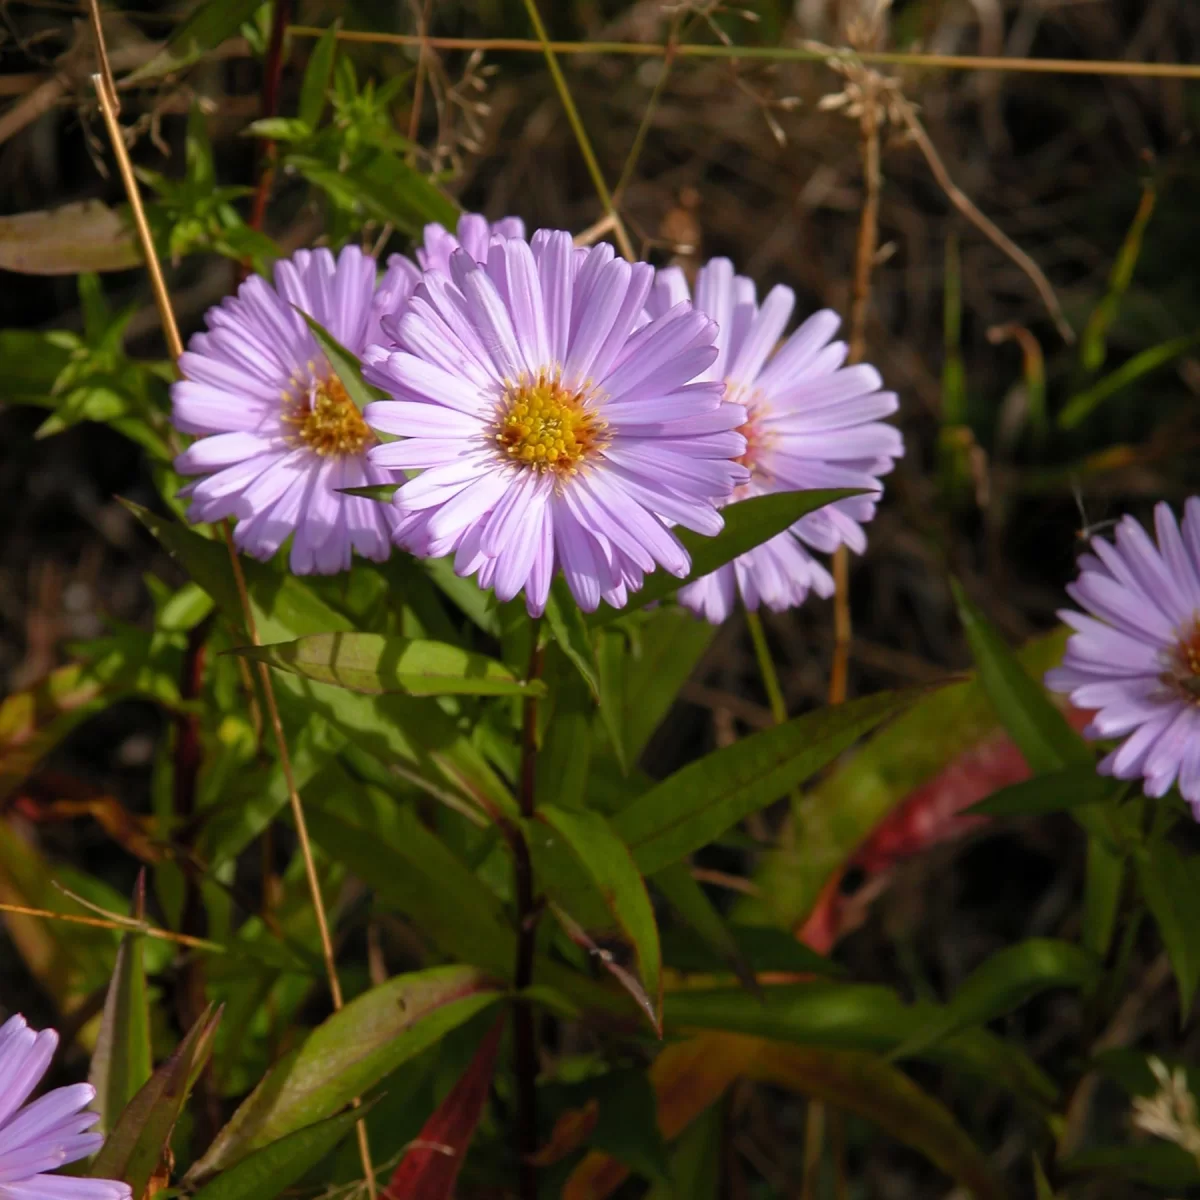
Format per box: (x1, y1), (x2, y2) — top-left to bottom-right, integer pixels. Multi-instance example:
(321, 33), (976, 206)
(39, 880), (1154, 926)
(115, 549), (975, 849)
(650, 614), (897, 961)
(0, 1014), (131, 1200)
(171, 244), (402, 574)
(647, 259), (903, 624)
(1046, 500), (1200, 816)
(363, 231), (750, 615)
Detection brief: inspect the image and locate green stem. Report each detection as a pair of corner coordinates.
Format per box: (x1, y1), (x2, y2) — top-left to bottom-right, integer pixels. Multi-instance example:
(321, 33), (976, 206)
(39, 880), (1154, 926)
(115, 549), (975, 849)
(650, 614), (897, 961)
(746, 610), (787, 726)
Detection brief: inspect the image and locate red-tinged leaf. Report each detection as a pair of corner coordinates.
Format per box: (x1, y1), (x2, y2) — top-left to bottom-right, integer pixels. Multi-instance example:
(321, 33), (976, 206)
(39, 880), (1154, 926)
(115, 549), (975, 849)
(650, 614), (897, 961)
(383, 1013), (506, 1200)
(798, 704), (1091, 954)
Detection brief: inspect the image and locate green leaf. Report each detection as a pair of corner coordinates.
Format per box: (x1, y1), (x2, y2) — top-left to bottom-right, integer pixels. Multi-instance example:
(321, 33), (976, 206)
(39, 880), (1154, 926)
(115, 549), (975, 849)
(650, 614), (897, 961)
(126, 0), (265, 83)
(339, 483), (400, 502)
(951, 580), (1090, 774)
(746, 1046), (1007, 1200)
(232, 633), (545, 697)
(589, 489), (863, 625)
(1059, 331), (1200, 430)
(654, 862), (756, 992)
(290, 150), (458, 235)
(1061, 1144), (1200, 1190)
(664, 983), (1057, 1107)
(890, 939), (1100, 1061)
(535, 805), (663, 1031)
(742, 629), (1069, 932)
(189, 967), (503, 1180)
(970, 766), (1125, 816)
(88, 877), (152, 1134)
(191, 1105), (368, 1200)
(644, 1104), (719, 1200)
(296, 311), (385, 414)
(595, 629), (629, 771)
(1082, 834), (1126, 959)
(535, 652), (593, 811)
(659, 915), (841, 981)
(298, 22), (341, 129)
(243, 117), (314, 142)
(616, 689), (916, 875)
(1079, 183), (1155, 372)
(544, 579), (601, 700)
(1135, 840), (1200, 1013)
(90, 1006), (222, 1195)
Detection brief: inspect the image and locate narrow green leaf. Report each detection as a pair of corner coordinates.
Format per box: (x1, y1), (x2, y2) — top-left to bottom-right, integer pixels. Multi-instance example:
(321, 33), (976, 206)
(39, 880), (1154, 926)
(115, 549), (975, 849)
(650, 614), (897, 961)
(588, 489), (864, 625)
(659, 915), (841, 982)
(536, 805), (663, 1031)
(191, 1105), (368, 1200)
(890, 939), (1100, 1061)
(747, 1046), (1007, 1200)
(544, 578), (600, 699)
(189, 967), (503, 1180)
(617, 689), (916, 875)
(970, 765), (1124, 816)
(1135, 840), (1200, 1013)
(296, 311), (385, 414)
(535, 653), (592, 811)
(339, 482), (400, 502)
(298, 22), (341, 130)
(595, 628), (629, 771)
(423, 556), (500, 636)
(951, 579), (1090, 774)
(126, 0), (265, 83)
(1059, 331), (1200, 430)
(1082, 835), (1126, 959)
(232, 632), (545, 697)
(90, 1006), (222, 1195)
(242, 117), (313, 142)
(654, 862), (756, 992)
(1079, 183), (1155, 371)
(664, 983), (1057, 1107)
(88, 876), (152, 1133)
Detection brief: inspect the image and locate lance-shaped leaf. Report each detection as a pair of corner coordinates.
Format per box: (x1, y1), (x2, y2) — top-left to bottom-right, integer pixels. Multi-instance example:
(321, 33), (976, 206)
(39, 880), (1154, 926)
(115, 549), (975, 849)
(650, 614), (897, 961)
(90, 1005), (222, 1196)
(588, 489), (863, 625)
(951, 579), (1091, 774)
(191, 1104), (369, 1200)
(297, 311), (386, 415)
(126, 0), (265, 83)
(298, 21), (340, 129)
(1135, 840), (1200, 1013)
(544, 579), (601, 701)
(190, 967), (503, 1179)
(233, 633), (546, 698)
(744, 1045), (1007, 1200)
(89, 873), (152, 1133)
(890, 939), (1100, 1061)
(340, 482), (400, 502)
(382, 1013), (505, 1199)
(616, 689), (916, 875)
(531, 806), (663, 1031)
(971, 766), (1127, 816)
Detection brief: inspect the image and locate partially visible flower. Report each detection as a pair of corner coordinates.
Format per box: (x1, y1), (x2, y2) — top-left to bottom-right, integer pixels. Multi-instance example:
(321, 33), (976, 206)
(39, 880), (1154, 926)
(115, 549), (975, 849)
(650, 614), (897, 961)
(363, 231), (748, 615)
(1046, 500), (1200, 815)
(0, 1014), (131, 1200)
(1131, 1057), (1200, 1166)
(648, 260), (903, 623)
(172, 245), (400, 574)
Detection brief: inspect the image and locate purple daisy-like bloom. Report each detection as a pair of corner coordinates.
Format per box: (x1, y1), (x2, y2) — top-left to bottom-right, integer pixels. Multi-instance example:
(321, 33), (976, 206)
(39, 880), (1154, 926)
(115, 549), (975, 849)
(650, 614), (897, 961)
(647, 260), (903, 623)
(362, 231), (749, 615)
(171, 244), (403, 574)
(0, 1015), (131, 1200)
(1046, 501), (1200, 815)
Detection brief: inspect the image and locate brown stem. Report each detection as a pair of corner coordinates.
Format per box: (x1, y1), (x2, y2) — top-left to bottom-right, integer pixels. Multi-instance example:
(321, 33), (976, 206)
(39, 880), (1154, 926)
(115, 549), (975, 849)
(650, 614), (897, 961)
(513, 636), (543, 1200)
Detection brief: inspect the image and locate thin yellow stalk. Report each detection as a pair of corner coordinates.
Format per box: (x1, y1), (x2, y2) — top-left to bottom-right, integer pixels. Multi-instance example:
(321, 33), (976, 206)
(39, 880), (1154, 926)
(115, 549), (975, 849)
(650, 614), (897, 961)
(285, 26), (1200, 81)
(0, 900), (226, 952)
(518, 0), (636, 262)
(86, 2), (376, 1190)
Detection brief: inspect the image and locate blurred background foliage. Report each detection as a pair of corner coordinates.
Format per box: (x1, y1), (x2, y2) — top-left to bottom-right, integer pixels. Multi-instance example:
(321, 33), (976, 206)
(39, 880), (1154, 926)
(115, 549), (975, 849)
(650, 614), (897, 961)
(1, 0), (1199, 1197)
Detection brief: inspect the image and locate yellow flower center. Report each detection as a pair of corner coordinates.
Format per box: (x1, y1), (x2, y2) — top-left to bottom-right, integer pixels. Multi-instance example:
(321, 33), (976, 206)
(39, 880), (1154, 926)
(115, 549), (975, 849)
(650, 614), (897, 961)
(493, 371), (607, 473)
(283, 373), (374, 457)
(1165, 619), (1200, 704)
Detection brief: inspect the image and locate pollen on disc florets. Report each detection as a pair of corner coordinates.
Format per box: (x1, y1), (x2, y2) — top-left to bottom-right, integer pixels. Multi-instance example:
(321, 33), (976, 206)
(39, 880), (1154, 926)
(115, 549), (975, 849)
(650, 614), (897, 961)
(283, 369), (374, 457)
(1164, 618), (1200, 704)
(493, 370), (608, 473)
(725, 381), (775, 496)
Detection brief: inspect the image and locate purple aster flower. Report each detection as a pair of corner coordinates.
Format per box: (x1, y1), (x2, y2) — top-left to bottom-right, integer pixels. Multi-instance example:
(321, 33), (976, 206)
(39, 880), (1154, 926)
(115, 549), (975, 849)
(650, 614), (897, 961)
(0, 1015), (131, 1200)
(1046, 501), (1200, 815)
(646, 260), (903, 623)
(362, 232), (749, 616)
(171, 244), (403, 574)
